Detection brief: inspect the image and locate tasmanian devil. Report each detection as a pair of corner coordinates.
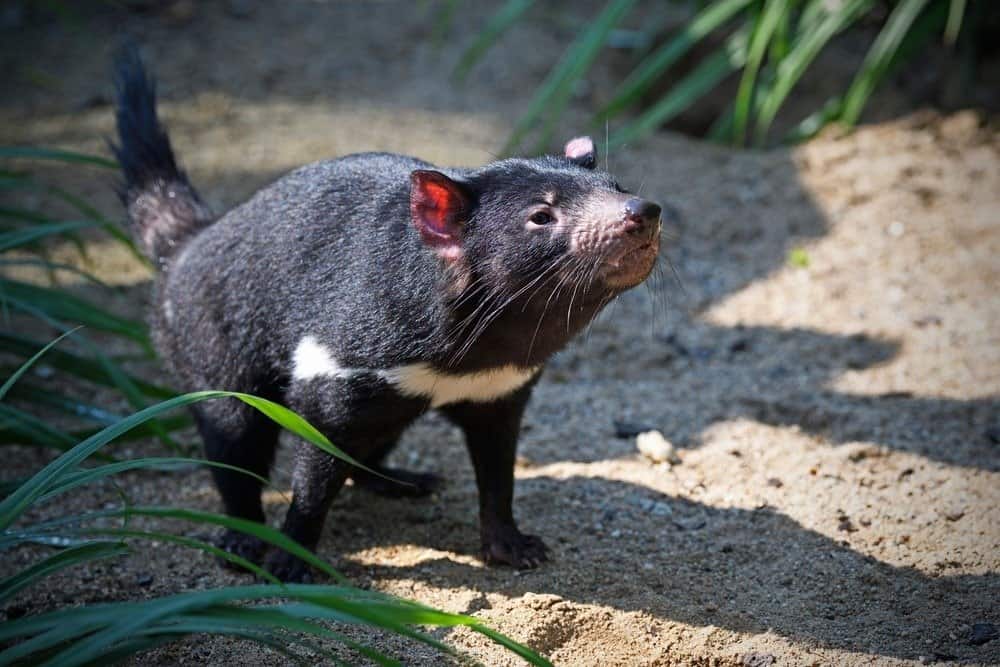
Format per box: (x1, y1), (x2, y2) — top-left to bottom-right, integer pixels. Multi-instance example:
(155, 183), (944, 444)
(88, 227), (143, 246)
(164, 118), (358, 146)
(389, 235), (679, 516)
(111, 47), (662, 582)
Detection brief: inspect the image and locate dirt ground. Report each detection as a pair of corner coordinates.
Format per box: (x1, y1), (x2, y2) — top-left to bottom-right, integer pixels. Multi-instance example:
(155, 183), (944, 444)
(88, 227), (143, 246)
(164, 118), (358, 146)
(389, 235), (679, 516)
(2, 2), (999, 665)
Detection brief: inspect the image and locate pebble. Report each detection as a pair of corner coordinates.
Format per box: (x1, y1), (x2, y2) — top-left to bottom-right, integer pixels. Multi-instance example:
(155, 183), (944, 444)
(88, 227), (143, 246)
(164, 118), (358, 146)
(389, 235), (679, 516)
(636, 430), (681, 465)
(740, 652), (776, 667)
(970, 622), (997, 646)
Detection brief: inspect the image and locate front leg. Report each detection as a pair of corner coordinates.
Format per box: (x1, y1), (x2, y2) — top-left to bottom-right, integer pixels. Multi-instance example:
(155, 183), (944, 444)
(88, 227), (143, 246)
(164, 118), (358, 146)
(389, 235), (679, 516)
(265, 438), (350, 583)
(442, 385), (548, 569)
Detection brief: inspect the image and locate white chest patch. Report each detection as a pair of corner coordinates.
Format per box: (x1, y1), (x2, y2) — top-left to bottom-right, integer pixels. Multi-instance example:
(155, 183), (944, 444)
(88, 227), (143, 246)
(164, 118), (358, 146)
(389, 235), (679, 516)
(292, 336), (539, 408)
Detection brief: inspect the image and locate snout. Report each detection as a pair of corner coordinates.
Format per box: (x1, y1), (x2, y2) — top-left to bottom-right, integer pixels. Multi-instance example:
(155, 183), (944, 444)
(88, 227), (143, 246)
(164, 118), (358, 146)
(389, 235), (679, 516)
(622, 197), (662, 241)
(596, 196), (661, 288)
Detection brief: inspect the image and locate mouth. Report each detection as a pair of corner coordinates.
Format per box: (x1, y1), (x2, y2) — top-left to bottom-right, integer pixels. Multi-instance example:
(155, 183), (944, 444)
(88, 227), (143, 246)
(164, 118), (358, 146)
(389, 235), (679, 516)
(601, 238), (660, 288)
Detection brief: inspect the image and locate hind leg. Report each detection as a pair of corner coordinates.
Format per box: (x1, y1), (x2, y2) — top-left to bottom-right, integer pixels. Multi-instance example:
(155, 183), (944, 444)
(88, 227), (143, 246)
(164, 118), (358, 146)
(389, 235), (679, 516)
(195, 397), (280, 567)
(350, 436), (443, 498)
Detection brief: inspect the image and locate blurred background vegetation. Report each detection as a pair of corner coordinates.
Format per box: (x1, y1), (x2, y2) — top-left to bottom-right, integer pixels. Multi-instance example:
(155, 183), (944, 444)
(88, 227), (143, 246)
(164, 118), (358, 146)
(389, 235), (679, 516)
(451, 0), (998, 152)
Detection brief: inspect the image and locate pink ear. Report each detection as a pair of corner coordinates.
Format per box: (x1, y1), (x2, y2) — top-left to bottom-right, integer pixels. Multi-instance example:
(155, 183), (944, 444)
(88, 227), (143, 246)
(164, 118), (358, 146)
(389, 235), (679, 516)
(410, 170), (468, 259)
(564, 136), (596, 169)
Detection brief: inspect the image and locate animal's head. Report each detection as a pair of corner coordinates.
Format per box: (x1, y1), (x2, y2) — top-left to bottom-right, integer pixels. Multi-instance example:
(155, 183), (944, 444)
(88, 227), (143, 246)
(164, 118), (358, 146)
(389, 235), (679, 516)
(409, 136), (661, 304)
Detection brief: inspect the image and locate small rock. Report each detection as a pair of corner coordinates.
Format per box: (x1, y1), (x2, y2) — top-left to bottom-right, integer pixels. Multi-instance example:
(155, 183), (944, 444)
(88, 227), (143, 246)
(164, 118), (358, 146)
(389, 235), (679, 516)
(837, 514), (857, 533)
(943, 510), (965, 522)
(729, 337), (750, 354)
(614, 420), (656, 439)
(741, 652), (776, 667)
(650, 501), (672, 517)
(636, 430), (681, 465)
(766, 477), (784, 488)
(136, 573), (154, 587)
(970, 622), (998, 646)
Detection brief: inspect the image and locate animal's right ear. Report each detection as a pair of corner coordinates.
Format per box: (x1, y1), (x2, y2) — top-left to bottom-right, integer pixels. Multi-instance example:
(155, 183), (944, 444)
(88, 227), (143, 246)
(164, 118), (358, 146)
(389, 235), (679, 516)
(564, 136), (597, 169)
(410, 170), (470, 261)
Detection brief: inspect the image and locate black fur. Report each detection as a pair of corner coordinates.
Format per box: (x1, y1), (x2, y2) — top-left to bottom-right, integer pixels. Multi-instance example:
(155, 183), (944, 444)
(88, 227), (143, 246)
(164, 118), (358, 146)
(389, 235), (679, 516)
(110, 46), (212, 265)
(112, 47), (661, 581)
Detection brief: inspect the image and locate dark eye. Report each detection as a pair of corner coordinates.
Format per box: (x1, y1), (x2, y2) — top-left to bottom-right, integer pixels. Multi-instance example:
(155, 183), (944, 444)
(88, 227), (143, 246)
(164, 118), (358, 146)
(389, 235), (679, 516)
(529, 211), (554, 225)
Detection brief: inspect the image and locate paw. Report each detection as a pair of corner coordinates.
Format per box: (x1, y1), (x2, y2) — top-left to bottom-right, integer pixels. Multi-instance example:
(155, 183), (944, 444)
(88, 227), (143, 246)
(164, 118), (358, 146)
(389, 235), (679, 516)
(215, 530), (266, 571)
(481, 526), (549, 569)
(353, 467), (443, 498)
(263, 549), (316, 583)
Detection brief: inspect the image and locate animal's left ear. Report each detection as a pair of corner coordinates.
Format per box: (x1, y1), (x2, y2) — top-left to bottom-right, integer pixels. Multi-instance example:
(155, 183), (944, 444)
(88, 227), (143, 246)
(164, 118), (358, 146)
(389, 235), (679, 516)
(410, 170), (470, 262)
(564, 136), (597, 169)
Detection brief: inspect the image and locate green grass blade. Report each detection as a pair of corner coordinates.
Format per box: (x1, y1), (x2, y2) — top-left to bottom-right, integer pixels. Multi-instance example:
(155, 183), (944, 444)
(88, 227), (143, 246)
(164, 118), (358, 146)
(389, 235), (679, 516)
(944, 0), (966, 45)
(2, 279), (148, 344)
(0, 327), (79, 401)
(0, 541), (129, 603)
(0, 220), (99, 252)
(502, 0), (638, 155)
(0, 403), (77, 451)
(37, 457), (277, 505)
(610, 35), (744, 148)
(840, 0), (931, 126)
(784, 94), (843, 142)
(4, 383), (125, 426)
(754, 0), (873, 144)
(454, 0), (535, 82)
(0, 146), (118, 169)
(0, 390), (377, 530)
(118, 506), (345, 582)
(0, 258), (111, 289)
(597, 0), (754, 122)
(0, 392), (218, 529)
(176, 606), (399, 666)
(74, 527), (279, 584)
(0, 175), (147, 264)
(733, 0), (790, 146)
(472, 622), (553, 667)
(0, 414), (190, 448)
(0, 333), (174, 399)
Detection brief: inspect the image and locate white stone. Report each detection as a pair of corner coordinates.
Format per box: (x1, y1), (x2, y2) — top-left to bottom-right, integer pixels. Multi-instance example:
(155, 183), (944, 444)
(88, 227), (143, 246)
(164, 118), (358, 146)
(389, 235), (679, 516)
(636, 430), (681, 465)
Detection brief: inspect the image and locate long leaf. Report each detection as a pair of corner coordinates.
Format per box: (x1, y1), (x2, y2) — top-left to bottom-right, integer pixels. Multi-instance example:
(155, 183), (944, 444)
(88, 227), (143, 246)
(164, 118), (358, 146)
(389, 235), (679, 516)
(454, 0), (536, 82)
(0, 146), (118, 169)
(0, 332), (173, 399)
(0, 391), (375, 530)
(0, 328), (80, 402)
(733, 0), (789, 145)
(35, 457), (273, 504)
(840, 0), (931, 126)
(597, 0), (754, 122)
(610, 30), (746, 148)
(0, 403), (77, 451)
(0, 541), (128, 603)
(1, 279), (148, 344)
(0, 220), (99, 252)
(502, 0), (637, 155)
(754, 0), (874, 144)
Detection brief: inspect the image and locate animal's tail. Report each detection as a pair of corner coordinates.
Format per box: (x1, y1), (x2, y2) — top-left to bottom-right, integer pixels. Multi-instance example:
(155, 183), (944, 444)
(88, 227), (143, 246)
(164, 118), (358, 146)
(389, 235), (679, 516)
(111, 45), (212, 266)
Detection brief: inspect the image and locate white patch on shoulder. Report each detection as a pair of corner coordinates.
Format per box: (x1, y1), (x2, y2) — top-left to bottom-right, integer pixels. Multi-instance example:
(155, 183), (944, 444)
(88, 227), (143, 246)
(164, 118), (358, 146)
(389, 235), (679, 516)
(292, 335), (356, 381)
(291, 336), (538, 407)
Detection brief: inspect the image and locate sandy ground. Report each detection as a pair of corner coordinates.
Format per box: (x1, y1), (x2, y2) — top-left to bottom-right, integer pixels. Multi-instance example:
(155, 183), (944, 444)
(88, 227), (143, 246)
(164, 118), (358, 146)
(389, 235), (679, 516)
(2, 2), (999, 665)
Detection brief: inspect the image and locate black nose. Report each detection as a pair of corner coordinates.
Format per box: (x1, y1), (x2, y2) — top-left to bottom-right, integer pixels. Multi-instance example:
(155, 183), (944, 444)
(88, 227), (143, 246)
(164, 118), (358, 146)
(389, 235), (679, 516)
(623, 198), (662, 238)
